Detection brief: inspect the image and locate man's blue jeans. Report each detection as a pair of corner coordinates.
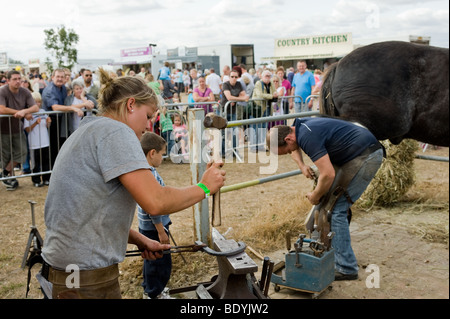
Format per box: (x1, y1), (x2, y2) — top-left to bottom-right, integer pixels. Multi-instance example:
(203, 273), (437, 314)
(331, 149), (383, 275)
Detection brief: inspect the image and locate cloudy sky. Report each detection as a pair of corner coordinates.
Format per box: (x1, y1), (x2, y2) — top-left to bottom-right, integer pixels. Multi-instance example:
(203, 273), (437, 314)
(1, 0), (449, 65)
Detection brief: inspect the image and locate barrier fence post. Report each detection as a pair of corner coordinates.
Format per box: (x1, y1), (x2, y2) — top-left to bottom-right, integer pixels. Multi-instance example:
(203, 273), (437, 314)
(188, 108), (211, 246)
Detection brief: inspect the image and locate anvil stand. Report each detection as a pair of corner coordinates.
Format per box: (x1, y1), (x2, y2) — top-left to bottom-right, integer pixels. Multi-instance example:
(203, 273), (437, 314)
(205, 228), (263, 299)
(170, 228), (272, 299)
(21, 200), (44, 269)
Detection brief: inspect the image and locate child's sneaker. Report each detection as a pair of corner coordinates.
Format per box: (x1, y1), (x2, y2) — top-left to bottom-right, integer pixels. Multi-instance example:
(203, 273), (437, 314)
(143, 292), (151, 299)
(158, 287), (175, 299)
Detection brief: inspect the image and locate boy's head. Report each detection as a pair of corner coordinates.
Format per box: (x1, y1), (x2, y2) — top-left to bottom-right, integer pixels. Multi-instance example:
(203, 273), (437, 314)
(140, 132), (167, 167)
(31, 91), (42, 106)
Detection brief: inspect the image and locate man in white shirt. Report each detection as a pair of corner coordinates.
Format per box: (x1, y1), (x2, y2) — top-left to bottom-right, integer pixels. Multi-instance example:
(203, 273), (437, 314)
(205, 68), (222, 101)
(239, 64), (253, 85)
(222, 65), (231, 83)
(190, 69), (199, 90)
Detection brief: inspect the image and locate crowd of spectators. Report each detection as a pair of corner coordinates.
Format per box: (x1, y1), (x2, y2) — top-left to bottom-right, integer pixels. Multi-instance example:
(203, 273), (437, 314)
(1, 60), (323, 189)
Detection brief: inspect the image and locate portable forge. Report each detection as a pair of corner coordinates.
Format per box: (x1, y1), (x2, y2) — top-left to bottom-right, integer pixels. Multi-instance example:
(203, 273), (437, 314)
(271, 232), (334, 298)
(271, 197), (336, 298)
(270, 159), (363, 298)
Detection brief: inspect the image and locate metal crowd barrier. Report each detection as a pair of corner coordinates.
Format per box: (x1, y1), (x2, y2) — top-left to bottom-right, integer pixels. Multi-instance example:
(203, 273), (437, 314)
(221, 95), (316, 161)
(0, 101), (222, 181)
(190, 108), (321, 242)
(415, 154), (449, 162)
(0, 109), (97, 183)
(0, 96), (319, 183)
(164, 101), (221, 115)
(158, 101), (221, 160)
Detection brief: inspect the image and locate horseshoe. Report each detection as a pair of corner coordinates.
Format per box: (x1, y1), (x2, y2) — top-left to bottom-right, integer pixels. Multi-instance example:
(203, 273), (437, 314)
(194, 240), (246, 257)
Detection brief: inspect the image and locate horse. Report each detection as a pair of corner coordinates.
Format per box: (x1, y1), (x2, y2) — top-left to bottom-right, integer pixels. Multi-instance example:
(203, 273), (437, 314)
(320, 41), (449, 146)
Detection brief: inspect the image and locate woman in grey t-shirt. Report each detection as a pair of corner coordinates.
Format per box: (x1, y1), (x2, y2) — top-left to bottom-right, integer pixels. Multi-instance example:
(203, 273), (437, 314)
(41, 69), (226, 299)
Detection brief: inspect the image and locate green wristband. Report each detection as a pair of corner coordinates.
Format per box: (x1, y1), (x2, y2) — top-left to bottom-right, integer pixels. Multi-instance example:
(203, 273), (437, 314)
(197, 183), (210, 198)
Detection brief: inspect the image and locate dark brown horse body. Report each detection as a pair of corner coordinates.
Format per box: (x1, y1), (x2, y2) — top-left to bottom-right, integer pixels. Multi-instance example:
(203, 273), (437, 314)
(320, 41), (449, 146)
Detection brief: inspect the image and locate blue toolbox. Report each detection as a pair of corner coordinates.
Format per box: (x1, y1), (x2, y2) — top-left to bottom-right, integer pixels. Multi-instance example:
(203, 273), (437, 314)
(271, 233), (334, 298)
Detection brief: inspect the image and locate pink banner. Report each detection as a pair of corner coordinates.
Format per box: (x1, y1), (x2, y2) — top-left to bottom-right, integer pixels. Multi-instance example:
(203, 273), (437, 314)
(120, 47), (151, 57)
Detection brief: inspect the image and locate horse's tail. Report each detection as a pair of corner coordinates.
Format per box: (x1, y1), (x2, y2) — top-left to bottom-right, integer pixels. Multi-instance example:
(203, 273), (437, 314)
(319, 62), (339, 116)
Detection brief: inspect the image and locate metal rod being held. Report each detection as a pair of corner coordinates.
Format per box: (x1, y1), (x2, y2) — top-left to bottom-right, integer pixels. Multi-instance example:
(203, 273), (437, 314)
(125, 243), (207, 257)
(29, 200), (37, 228)
(203, 112), (228, 228)
(211, 128), (222, 227)
(165, 227), (187, 264)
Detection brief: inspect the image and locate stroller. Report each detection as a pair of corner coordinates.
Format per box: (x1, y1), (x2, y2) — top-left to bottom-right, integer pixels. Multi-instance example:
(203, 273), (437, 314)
(169, 112), (190, 164)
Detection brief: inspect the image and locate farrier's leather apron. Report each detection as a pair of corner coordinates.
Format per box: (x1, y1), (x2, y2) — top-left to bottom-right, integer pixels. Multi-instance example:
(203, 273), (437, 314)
(305, 142), (383, 248)
(41, 261), (121, 299)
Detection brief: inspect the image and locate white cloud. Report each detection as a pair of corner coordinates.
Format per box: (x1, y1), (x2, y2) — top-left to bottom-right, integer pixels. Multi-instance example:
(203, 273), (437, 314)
(79, 0), (163, 15)
(397, 7), (449, 27)
(331, 0), (372, 24)
(1, 0), (448, 65)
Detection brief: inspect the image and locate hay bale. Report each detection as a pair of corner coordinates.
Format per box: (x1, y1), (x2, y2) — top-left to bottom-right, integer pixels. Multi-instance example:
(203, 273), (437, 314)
(238, 193), (311, 251)
(359, 139), (418, 208)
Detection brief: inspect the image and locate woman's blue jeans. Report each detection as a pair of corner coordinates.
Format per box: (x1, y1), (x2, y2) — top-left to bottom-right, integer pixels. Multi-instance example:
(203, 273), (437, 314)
(331, 149), (383, 275)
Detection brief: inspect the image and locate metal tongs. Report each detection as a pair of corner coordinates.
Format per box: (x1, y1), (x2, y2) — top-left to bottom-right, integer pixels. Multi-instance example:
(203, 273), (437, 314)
(125, 243), (207, 257)
(126, 241), (247, 257)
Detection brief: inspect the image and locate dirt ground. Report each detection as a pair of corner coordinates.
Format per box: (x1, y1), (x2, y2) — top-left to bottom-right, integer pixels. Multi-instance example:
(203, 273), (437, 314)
(0, 144), (448, 300)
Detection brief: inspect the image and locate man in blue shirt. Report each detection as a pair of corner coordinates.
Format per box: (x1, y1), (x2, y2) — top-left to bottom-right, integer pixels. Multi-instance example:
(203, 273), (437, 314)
(42, 68), (68, 170)
(267, 117), (384, 281)
(289, 61), (315, 113)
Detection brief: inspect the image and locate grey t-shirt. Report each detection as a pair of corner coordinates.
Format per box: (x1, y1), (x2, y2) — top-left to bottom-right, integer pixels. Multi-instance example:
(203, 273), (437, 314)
(220, 81), (244, 107)
(0, 86), (35, 133)
(41, 116), (150, 270)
